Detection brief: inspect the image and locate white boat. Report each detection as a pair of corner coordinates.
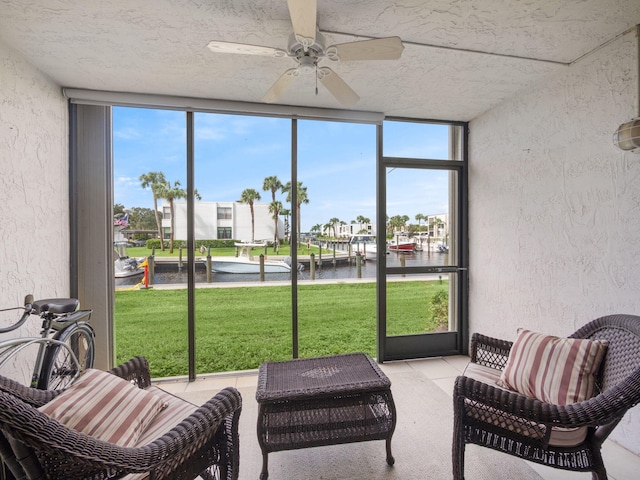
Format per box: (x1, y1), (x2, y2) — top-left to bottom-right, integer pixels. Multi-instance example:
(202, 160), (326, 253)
(412, 233), (431, 251)
(114, 245), (144, 278)
(348, 234), (378, 258)
(413, 234), (449, 253)
(211, 243), (292, 274)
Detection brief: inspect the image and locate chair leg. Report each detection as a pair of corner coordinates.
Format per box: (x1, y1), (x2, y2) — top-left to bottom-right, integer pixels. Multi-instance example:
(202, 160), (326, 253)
(592, 469), (608, 480)
(452, 435), (465, 480)
(589, 438), (608, 480)
(259, 452), (269, 480)
(452, 397), (466, 480)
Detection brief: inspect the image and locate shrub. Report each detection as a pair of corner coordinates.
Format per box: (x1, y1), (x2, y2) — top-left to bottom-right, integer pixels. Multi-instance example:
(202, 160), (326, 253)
(431, 289), (449, 331)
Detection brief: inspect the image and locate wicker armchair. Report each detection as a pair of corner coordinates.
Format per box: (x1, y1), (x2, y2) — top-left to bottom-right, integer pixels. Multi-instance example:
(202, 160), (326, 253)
(0, 356), (242, 480)
(453, 314), (640, 480)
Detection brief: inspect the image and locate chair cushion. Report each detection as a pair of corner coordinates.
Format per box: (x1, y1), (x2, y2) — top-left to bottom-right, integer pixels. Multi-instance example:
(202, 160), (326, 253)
(134, 386), (198, 446)
(463, 362), (588, 447)
(38, 369), (167, 448)
(123, 386), (199, 480)
(497, 329), (608, 405)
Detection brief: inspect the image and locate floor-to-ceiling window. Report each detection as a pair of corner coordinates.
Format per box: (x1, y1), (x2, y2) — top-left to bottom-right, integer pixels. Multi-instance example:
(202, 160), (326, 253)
(75, 99), (467, 377)
(296, 120), (377, 359)
(192, 113), (293, 373)
(112, 108), (189, 376)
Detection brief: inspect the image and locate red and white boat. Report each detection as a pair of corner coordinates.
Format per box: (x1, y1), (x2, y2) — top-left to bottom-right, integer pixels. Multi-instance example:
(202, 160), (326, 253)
(387, 235), (415, 252)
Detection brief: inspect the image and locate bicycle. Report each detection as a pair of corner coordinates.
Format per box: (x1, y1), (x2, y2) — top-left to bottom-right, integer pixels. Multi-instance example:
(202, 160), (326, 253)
(0, 294), (94, 390)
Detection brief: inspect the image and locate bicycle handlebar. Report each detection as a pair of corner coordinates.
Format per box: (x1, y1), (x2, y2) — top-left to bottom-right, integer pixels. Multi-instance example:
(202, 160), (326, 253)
(0, 309), (30, 333)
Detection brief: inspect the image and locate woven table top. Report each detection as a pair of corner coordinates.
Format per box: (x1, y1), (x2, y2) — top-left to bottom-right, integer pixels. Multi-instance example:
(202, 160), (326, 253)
(256, 353), (391, 402)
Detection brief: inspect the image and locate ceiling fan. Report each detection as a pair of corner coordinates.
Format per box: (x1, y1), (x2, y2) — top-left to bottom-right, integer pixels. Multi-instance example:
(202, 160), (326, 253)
(206, 0), (404, 108)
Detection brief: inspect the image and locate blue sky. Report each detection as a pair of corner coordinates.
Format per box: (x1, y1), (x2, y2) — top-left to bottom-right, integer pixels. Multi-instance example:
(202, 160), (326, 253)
(113, 107), (451, 231)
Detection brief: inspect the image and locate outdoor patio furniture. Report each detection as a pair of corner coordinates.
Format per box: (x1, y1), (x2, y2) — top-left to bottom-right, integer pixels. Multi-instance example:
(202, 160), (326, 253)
(453, 314), (640, 480)
(0, 356), (242, 480)
(256, 352), (396, 480)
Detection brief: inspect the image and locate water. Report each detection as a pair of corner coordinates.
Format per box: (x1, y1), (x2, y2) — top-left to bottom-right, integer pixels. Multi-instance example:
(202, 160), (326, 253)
(115, 250), (450, 287)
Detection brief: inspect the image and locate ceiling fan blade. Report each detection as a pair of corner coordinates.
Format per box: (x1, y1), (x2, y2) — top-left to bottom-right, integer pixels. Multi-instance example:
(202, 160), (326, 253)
(329, 36), (404, 61)
(262, 68), (300, 103)
(207, 40), (287, 57)
(287, 0), (317, 47)
(317, 67), (359, 108)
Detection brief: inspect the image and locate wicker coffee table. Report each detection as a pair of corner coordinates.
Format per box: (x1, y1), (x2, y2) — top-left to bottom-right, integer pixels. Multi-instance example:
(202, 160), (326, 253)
(255, 352), (396, 480)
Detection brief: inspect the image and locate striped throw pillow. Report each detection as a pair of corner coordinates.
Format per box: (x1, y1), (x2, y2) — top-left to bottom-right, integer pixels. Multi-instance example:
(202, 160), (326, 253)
(498, 329), (608, 405)
(39, 369), (167, 447)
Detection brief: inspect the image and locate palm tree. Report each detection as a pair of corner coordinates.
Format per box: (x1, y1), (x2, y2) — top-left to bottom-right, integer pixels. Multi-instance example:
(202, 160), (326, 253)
(310, 224), (323, 236)
(282, 181), (309, 243)
(415, 213), (426, 230)
(139, 171), (167, 250)
(262, 176), (283, 203)
(356, 215), (370, 225)
(239, 188), (261, 242)
(329, 217), (340, 238)
(155, 180), (200, 253)
(388, 215), (409, 234)
(268, 200), (282, 249)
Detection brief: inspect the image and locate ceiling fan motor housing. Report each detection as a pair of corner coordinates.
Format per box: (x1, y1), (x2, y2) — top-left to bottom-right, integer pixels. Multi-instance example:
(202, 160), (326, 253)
(288, 32), (326, 73)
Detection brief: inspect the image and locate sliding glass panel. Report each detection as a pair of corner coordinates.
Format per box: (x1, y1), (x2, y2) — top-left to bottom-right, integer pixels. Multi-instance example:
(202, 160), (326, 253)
(193, 113), (292, 372)
(112, 107), (189, 377)
(297, 120), (377, 358)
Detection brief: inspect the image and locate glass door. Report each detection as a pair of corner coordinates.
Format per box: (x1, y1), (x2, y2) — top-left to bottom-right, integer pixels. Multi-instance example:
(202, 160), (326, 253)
(378, 121), (468, 361)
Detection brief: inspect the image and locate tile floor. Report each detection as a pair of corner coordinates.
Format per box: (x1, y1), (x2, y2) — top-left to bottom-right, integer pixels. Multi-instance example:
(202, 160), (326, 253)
(156, 356), (640, 480)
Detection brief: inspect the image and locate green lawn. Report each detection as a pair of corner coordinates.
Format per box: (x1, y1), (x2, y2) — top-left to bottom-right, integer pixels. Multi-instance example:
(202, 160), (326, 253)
(115, 280), (448, 377)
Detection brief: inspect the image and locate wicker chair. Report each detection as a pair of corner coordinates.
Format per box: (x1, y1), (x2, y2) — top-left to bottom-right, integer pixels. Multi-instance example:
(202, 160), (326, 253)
(0, 356), (242, 480)
(453, 314), (640, 480)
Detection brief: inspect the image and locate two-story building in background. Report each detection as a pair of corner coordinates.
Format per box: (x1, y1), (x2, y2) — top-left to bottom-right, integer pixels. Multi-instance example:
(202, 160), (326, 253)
(162, 201), (285, 243)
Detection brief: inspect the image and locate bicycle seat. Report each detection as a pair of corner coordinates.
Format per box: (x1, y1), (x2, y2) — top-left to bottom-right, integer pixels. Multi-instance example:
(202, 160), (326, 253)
(32, 298), (79, 314)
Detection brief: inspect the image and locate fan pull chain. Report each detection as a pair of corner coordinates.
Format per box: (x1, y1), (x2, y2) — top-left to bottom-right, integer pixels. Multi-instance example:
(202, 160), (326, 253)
(315, 65), (318, 95)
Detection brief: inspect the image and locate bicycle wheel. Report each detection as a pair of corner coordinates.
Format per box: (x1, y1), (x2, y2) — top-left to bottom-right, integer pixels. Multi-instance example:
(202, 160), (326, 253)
(38, 323), (95, 389)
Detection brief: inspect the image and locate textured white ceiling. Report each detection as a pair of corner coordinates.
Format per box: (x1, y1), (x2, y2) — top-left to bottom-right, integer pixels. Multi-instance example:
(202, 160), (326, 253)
(1, 0), (639, 120)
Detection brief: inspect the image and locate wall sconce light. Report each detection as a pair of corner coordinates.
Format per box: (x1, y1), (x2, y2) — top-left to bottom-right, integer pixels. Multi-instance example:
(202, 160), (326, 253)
(613, 118), (640, 151)
(613, 25), (640, 152)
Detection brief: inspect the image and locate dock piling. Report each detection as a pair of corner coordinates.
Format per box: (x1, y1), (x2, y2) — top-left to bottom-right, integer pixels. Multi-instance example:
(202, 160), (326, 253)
(147, 255), (155, 285)
(259, 254), (265, 282)
(310, 253), (316, 280)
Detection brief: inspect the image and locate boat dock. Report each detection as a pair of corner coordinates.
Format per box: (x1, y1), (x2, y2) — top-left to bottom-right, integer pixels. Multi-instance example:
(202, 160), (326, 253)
(149, 251), (371, 270)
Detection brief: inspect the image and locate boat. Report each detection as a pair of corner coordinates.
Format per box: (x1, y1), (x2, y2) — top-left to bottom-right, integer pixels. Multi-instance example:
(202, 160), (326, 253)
(211, 243), (293, 274)
(387, 234), (415, 252)
(348, 234), (378, 258)
(413, 234), (449, 253)
(436, 242), (449, 253)
(114, 243), (144, 278)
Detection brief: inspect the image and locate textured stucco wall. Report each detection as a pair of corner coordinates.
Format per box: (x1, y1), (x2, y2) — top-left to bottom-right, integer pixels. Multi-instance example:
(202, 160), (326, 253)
(469, 31), (640, 453)
(0, 41), (69, 352)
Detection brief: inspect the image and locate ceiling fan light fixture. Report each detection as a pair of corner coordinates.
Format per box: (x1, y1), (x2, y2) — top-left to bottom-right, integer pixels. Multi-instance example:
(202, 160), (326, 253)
(298, 56), (316, 74)
(613, 118), (640, 151)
